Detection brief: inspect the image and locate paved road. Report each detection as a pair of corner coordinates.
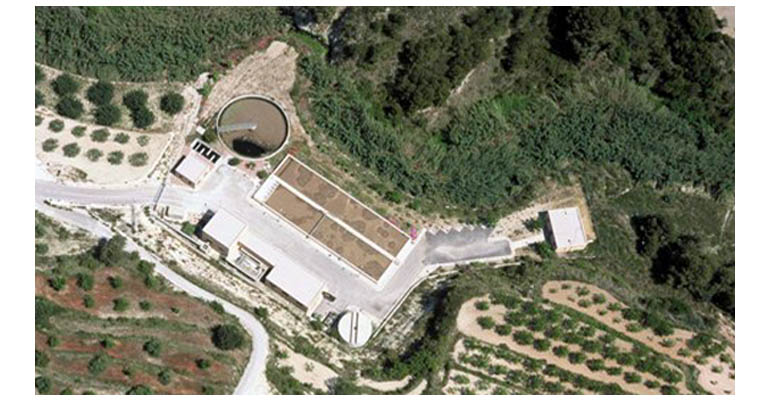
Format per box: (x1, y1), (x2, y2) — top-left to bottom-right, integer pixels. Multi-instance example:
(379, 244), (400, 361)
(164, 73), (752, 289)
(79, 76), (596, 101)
(35, 201), (270, 395)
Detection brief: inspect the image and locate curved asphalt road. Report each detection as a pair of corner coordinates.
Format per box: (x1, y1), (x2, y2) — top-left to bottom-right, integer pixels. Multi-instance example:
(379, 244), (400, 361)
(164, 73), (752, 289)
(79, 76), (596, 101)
(35, 200), (270, 395)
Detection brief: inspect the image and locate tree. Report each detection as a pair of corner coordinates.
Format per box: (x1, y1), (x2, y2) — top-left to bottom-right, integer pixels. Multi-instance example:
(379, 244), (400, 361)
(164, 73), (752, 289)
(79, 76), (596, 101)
(196, 358), (211, 369)
(77, 272), (94, 291)
(211, 324), (245, 350)
(160, 92), (185, 115)
(139, 300), (152, 310)
(71, 125), (87, 137)
(631, 215), (672, 257)
(85, 149), (103, 162)
(62, 143), (80, 157)
(42, 138), (58, 152)
(90, 128), (110, 142)
(108, 151), (124, 165)
(126, 385), (153, 395)
(48, 119), (64, 132)
(157, 369), (172, 385)
(83, 294), (95, 308)
(143, 339), (162, 357)
(35, 376), (51, 394)
(35, 65), (45, 85)
(88, 353), (109, 375)
(94, 104), (122, 126)
(109, 275), (123, 289)
(129, 152), (149, 167)
(476, 316), (495, 329)
(35, 90), (44, 108)
(56, 96), (84, 118)
(35, 350), (50, 368)
(131, 106), (155, 129)
(113, 297), (130, 312)
(52, 73), (79, 96)
(114, 132), (130, 144)
(97, 234), (126, 265)
(137, 135), (150, 146)
(86, 81), (115, 105)
(123, 90), (148, 111)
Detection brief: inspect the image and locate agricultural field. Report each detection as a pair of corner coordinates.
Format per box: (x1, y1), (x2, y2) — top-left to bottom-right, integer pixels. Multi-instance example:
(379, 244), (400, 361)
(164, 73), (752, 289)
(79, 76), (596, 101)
(34, 213), (251, 395)
(451, 282), (734, 395)
(35, 111), (170, 184)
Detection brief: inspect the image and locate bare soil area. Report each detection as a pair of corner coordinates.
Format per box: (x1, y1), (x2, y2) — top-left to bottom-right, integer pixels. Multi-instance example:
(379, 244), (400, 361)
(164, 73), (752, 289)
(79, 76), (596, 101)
(276, 343), (338, 392)
(265, 184), (323, 233)
(277, 157), (409, 255)
(542, 280), (735, 395)
(200, 41), (311, 149)
(491, 180), (595, 242)
(311, 216), (391, 281)
(713, 6), (735, 38)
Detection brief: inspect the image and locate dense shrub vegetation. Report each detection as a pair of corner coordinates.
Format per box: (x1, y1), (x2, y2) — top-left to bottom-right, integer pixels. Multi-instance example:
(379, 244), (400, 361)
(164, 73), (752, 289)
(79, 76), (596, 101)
(86, 81), (115, 105)
(35, 7), (288, 81)
(160, 92), (185, 115)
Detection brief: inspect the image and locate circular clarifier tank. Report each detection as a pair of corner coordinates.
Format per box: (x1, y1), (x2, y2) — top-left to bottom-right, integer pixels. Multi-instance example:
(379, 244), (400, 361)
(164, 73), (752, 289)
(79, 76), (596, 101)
(216, 95), (289, 160)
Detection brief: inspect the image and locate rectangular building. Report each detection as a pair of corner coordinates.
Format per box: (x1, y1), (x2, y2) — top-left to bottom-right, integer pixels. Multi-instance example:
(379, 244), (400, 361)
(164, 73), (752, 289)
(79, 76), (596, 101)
(264, 263), (325, 316)
(201, 209), (247, 259)
(545, 207), (591, 253)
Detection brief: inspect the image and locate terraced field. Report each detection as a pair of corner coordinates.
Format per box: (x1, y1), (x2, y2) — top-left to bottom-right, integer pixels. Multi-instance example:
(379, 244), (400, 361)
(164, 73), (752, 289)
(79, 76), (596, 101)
(452, 283), (733, 395)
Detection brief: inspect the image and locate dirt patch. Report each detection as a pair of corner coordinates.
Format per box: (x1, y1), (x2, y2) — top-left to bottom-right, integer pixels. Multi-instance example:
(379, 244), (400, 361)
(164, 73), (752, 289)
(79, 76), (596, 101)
(277, 157), (409, 256)
(542, 280), (735, 395)
(311, 216), (391, 281)
(713, 6), (735, 38)
(358, 375), (411, 392)
(491, 181), (595, 242)
(265, 184), (323, 233)
(276, 343), (338, 392)
(456, 295), (689, 394)
(200, 41), (311, 150)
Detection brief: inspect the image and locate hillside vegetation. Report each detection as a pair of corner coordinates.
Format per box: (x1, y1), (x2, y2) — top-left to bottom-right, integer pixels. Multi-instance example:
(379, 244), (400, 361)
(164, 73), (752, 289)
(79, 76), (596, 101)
(34, 212), (251, 395)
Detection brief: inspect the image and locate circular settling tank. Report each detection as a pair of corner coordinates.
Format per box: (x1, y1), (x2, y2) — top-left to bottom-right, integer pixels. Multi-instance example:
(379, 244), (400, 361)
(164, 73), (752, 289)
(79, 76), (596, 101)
(216, 95), (289, 159)
(337, 310), (373, 348)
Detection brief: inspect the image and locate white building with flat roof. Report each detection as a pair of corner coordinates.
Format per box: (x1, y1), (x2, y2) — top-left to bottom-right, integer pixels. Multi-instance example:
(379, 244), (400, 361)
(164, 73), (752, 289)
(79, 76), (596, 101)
(201, 209), (247, 258)
(264, 263), (325, 316)
(545, 207), (591, 253)
(173, 153), (212, 188)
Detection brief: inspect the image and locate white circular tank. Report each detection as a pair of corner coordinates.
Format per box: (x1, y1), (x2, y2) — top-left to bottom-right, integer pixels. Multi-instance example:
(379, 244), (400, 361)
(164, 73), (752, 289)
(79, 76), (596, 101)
(337, 310), (373, 348)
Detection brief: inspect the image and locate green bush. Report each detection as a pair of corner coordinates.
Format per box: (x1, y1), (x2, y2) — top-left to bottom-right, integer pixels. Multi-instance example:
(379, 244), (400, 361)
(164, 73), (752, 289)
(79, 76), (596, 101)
(35, 350), (50, 368)
(35, 65), (46, 85)
(196, 358), (211, 370)
(101, 337), (115, 349)
(76, 273), (94, 291)
(211, 324), (245, 350)
(143, 338), (162, 357)
(228, 157), (242, 166)
(35, 376), (52, 394)
(90, 128), (110, 142)
(56, 96), (84, 118)
(257, 170), (268, 179)
(112, 297), (129, 312)
(494, 323), (512, 336)
(71, 125), (87, 137)
(35, 243), (49, 255)
(114, 132), (130, 144)
(83, 294), (95, 308)
(592, 293), (606, 304)
(108, 275), (123, 289)
(107, 151), (124, 165)
(157, 369), (172, 385)
(552, 346), (569, 357)
(94, 104), (122, 126)
(123, 90), (148, 111)
(48, 119), (64, 132)
(624, 372), (642, 384)
(137, 135), (150, 146)
(131, 107), (155, 128)
(85, 148), (103, 162)
(49, 275), (66, 291)
(36, 115), (43, 126)
(126, 385), (153, 395)
(129, 152), (149, 167)
(86, 81), (115, 105)
(533, 338), (551, 351)
(47, 335), (59, 348)
(52, 73), (79, 96)
(476, 316), (495, 329)
(586, 358), (605, 371)
(160, 92), (185, 115)
(88, 354), (109, 375)
(513, 330), (534, 345)
(568, 351), (587, 364)
(42, 138), (59, 152)
(62, 143), (81, 157)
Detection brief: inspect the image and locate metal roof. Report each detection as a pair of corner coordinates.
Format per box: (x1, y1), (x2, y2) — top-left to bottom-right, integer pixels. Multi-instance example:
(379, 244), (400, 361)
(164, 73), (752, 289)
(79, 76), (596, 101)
(547, 207), (588, 249)
(174, 153), (211, 185)
(264, 261), (325, 310)
(202, 209), (247, 248)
